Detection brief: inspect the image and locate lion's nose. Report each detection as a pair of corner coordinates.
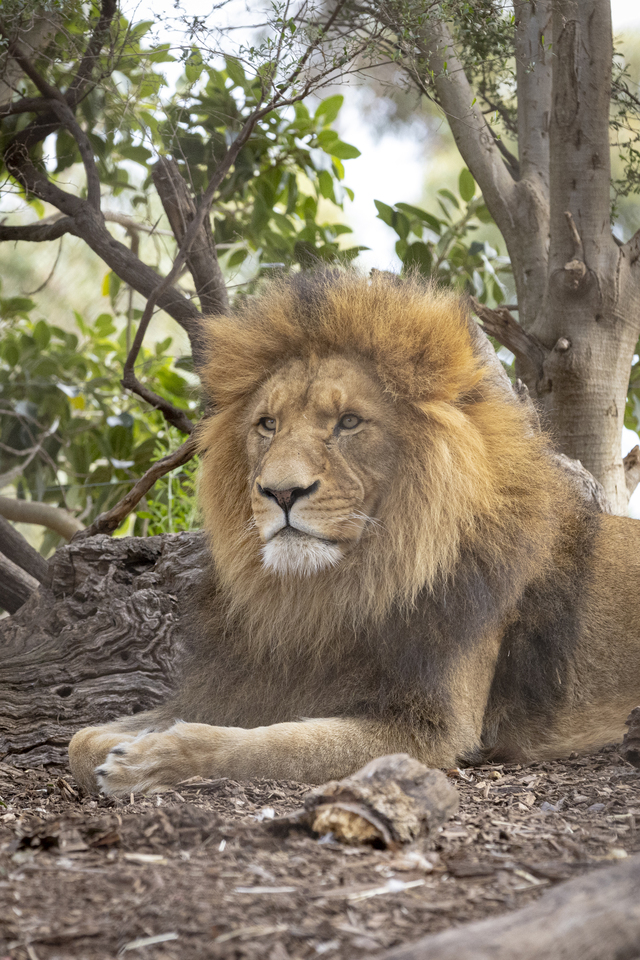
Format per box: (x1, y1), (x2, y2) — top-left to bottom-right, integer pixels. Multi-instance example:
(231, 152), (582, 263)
(257, 480), (319, 513)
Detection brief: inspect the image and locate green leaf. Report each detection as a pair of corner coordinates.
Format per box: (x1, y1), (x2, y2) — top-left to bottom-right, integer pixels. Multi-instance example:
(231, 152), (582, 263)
(225, 57), (247, 88)
(227, 248), (248, 268)
(438, 188), (460, 209)
(395, 204), (442, 234)
(459, 168), (476, 202)
(330, 140), (361, 160)
(403, 242), (433, 276)
(33, 320), (51, 349)
(318, 170), (335, 202)
(315, 94), (344, 125)
(475, 204), (494, 224)
(374, 199), (395, 227)
(185, 47), (204, 83)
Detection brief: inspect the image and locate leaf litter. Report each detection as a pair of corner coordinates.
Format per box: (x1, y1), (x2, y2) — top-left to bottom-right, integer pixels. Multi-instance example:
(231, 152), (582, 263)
(0, 745), (639, 959)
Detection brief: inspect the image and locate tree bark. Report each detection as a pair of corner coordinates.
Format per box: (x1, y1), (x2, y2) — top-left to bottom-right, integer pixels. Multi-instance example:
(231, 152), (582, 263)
(0, 531), (209, 769)
(528, 0), (640, 513)
(404, 0), (640, 513)
(152, 158), (229, 319)
(379, 853), (640, 960)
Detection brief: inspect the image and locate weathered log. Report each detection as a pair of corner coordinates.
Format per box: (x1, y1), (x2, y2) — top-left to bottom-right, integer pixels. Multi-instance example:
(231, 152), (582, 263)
(299, 754), (459, 847)
(379, 853), (640, 960)
(0, 531), (208, 769)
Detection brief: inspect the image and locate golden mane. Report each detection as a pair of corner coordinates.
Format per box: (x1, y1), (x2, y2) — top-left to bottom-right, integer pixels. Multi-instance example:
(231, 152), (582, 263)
(197, 272), (564, 657)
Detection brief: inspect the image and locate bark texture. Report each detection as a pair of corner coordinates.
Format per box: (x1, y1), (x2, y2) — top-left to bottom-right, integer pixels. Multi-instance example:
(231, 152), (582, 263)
(405, 0), (640, 512)
(0, 531), (209, 769)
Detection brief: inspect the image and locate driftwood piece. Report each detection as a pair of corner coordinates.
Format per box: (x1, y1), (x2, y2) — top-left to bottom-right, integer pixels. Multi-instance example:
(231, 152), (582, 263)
(272, 754), (459, 848)
(621, 706), (640, 768)
(0, 531), (208, 769)
(379, 852), (640, 960)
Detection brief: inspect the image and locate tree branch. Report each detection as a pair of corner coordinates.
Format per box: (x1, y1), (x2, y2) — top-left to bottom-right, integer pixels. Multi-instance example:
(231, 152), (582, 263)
(0, 514), (49, 584)
(548, 0), (616, 276)
(0, 552), (39, 614)
(75, 434), (198, 539)
(514, 0), (552, 192)
(3, 36), (102, 210)
(379, 853), (640, 960)
(407, 17), (519, 243)
(0, 216), (76, 243)
(470, 297), (548, 380)
(0, 496), (85, 541)
(152, 158), (230, 317)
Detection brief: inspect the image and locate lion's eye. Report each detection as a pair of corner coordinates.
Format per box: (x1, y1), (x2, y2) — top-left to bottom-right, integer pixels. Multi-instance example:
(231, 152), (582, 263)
(259, 417), (276, 432)
(338, 414), (361, 430)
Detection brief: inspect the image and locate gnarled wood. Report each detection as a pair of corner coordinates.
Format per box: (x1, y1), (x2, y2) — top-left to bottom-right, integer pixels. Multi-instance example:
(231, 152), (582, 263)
(0, 531), (209, 769)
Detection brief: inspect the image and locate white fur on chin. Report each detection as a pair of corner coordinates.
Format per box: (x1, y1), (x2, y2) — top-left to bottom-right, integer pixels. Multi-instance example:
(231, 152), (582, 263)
(261, 535), (343, 576)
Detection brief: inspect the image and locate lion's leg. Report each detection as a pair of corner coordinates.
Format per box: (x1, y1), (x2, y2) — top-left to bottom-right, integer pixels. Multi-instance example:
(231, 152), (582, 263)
(68, 710), (170, 794)
(93, 717), (442, 795)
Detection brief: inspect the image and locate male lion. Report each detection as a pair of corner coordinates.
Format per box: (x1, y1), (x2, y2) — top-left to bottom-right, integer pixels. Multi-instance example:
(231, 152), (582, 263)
(69, 272), (640, 795)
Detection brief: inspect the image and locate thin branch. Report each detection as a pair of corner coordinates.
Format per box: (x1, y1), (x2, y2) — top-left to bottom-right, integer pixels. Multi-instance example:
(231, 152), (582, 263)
(23, 236), (64, 295)
(0, 95), (51, 118)
(564, 210), (584, 259)
(75, 434), (198, 539)
(0, 418), (60, 488)
(48, 99), (101, 209)
(0, 495), (84, 541)
(470, 297), (548, 377)
(66, 0), (118, 100)
(0, 216), (77, 242)
(3, 37), (102, 210)
(0, 513), (49, 584)
(104, 211), (174, 237)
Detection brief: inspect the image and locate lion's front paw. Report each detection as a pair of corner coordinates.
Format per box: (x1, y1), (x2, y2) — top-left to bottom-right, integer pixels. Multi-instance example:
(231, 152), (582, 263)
(95, 730), (174, 795)
(94, 722), (216, 795)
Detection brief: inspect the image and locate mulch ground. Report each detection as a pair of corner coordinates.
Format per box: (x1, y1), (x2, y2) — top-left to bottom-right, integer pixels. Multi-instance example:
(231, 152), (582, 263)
(1, 747), (639, 960)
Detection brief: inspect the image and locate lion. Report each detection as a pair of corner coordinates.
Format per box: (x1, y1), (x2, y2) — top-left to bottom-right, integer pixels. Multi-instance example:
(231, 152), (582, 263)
(69, 271), (640, 795)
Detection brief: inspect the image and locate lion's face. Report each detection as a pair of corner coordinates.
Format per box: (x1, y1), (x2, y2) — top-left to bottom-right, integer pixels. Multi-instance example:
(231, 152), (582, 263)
(245, 355), (400, 576)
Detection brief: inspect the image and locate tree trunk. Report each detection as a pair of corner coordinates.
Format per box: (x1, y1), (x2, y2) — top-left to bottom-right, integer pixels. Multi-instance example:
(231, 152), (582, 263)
(525, 0), (640, 513)
(406, 0), (640, 513)
(0, 531), (208, 769)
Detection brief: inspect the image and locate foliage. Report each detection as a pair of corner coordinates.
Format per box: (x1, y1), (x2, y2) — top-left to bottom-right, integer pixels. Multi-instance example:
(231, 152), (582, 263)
(375, 168), (511, 305)
(1, 5), (365, 274)
(0, 283), (197, 552)
(0, 2), (366, 554)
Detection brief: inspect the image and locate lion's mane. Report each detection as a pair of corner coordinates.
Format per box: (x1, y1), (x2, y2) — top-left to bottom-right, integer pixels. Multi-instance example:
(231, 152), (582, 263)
(196, 272), (566, 661)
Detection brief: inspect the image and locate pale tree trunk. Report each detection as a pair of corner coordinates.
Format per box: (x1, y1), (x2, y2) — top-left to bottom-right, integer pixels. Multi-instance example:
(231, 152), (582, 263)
(407, 0), (640, 513)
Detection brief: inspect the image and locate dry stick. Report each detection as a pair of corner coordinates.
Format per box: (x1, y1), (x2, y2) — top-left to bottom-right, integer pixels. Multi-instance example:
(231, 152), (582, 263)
(75, 434), (198, 540)
(470, 296), (548, 376)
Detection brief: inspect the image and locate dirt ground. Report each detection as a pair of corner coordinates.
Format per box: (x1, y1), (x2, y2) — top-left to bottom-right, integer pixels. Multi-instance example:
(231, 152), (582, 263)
(0, 746), (639, 960)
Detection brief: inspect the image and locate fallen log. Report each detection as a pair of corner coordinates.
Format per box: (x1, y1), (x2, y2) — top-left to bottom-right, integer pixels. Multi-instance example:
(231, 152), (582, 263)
(378, 853), (640, 960)
(297, 754), (459, 847)
(0, 531), (207, 769)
